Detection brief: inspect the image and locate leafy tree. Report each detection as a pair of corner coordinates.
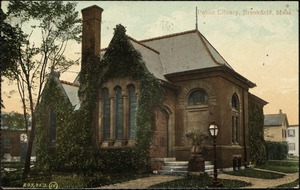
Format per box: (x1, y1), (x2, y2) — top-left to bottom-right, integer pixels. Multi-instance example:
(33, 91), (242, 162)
(1, 112), (30, 130)
(0, 8), (24, 108)
(4, 1), (81, 177)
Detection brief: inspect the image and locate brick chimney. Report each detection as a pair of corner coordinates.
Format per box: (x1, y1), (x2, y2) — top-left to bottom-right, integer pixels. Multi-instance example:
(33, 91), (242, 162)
(81, 5), (103, 61)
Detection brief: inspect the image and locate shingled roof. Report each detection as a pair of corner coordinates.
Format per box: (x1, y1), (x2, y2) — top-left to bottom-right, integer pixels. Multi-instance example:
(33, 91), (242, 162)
(264, 111), (289, 127)
(140, 29), (233, 75)
(73, 29), (255, 87)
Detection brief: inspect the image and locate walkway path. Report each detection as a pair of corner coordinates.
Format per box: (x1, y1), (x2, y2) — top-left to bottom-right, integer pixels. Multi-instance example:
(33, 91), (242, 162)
(93, 169), (298, 189)
(218, 170), (298, 189)
(93, 175), (184, 189)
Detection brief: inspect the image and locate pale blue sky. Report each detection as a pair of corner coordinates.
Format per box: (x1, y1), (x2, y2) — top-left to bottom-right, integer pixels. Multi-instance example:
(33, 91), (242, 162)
(2, 1), (299, 124)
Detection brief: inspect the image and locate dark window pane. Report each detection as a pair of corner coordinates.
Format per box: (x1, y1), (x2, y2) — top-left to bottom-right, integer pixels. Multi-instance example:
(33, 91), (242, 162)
(115, 86), (123, 140)
(49, 107), (56, 142)
(232, 94), (239, 110)
(188, 89), (208, 105)
(102, 88), (110, 140)
(128, 85), (136, 139)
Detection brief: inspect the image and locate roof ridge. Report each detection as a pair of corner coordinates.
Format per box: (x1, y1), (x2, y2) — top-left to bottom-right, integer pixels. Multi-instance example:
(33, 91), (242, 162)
(265, 113), (286, 116)
(197, 31), (232, 68)
(60, 80), (80, 87)
(127, 36), (160, 54)
(139, 29), (197, 43)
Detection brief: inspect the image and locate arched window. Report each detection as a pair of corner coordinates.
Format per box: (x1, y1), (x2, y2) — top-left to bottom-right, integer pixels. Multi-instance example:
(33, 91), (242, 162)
(188, 89), (208, 105)
(114, 86), (123, 140)
(49, 106), (56, 142)
(128, 84), (137, 139)
(231, 94), (239, 143)
(102, 88), (110, 140)
(231, 94), (239, 110)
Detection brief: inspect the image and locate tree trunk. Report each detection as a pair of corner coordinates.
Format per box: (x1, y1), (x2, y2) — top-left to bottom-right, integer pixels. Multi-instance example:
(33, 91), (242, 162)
(23, 79), (36, 178)
(23, 113), (35, 178)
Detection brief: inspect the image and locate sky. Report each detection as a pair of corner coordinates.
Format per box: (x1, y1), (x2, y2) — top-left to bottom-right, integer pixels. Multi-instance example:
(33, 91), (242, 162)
(1, 1), (299, 125)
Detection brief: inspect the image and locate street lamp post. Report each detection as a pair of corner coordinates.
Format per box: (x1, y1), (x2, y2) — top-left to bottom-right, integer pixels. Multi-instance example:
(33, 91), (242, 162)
(209, 122), (223, 187)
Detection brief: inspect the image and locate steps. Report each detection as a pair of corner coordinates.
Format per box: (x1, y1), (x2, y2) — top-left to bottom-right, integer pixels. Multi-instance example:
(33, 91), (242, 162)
(204, 161), (214, 175)
(160, 160), (189, 175)
(158, 158), (214, 176)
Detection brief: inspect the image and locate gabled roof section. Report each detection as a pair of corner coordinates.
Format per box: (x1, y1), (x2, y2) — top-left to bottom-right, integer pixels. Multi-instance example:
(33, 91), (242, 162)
(249, 92), (268, 106)
(60, 80), (80, 110)
(264, 113), (288, 127)
(140, 29), (233, 75)
(128, 37), (167, 81)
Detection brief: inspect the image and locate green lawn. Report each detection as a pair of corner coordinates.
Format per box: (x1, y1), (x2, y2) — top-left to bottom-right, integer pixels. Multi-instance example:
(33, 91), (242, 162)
(149, 174), (251, 189)
(255, 160), (299, 173)
(224, 168), (285, 179)
(277, 179), (299, 188)
(2, 170), (152, 188)
(1, 161), (153, 188)
(2, 159), (299, 188)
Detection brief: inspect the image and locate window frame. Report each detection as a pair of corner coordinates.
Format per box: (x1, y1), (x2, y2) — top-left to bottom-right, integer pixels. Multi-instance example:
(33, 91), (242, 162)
(48, 106), (57, 143)
(114, 86), (123, 140)
(102, 88), (110, 140)
(288, 143), (295, 150)
(288, 129), (295, 137)
(188, 89), (208, 106)
(127, 84), (137, 139)
(231, 94), (240, 144)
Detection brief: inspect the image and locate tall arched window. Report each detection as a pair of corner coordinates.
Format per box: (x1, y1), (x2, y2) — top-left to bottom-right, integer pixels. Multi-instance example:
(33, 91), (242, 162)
(114, 86), (123, 140)
(49, 106), (56, 142)
(188, 89), (208, 105)
(102, 88), (110, 140)
(231, 94), (239, 143)
(128, 84), (137, 139)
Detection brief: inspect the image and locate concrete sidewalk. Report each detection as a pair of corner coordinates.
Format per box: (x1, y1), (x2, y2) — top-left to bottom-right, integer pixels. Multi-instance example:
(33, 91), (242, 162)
(92, 175), (184, 189)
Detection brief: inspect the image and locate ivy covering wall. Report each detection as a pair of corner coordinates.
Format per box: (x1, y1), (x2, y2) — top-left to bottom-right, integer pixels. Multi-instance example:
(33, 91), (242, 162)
(248, 101), (266, 165)
(35, 24), (163, 173)
(35, 76), (75, 171)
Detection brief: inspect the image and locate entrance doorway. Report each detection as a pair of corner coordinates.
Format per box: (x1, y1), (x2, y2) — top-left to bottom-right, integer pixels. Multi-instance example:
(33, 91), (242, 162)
(150, 109), (169, 158)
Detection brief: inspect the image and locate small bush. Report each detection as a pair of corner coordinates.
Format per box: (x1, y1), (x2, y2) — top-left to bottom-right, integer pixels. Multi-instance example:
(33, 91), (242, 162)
(0, 172), (23, 187)
(96, 148), (137, 173)
(265, 141), (288, 160)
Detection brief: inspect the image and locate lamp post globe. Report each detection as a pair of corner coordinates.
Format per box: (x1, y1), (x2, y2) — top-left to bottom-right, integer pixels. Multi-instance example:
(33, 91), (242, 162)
(208, 122), (223, 187)
(209, 122), (218, 137)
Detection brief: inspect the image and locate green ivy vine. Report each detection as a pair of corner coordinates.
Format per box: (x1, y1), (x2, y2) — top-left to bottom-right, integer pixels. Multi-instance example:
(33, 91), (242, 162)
(100, 25), (164, 168)
(248, 102), (266, 165)
(36, 24), (163, 173)
(35, 75), (75, 171)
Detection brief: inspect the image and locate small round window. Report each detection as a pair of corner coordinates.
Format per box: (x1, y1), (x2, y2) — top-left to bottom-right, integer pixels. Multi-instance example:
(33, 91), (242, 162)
(188, 89), (208, 105)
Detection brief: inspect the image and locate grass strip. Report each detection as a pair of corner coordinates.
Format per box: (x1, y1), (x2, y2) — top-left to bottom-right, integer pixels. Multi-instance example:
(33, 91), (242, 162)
(224, 168), (285, 179)
(255, 160), (299, 173)
(149, 174), (250, 188)
(277, 179), (299, 188)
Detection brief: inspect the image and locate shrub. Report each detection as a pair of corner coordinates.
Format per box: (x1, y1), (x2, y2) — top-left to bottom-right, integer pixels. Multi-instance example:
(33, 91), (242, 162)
(265, 141), (288, 160)
(0, 172), (23, 187)
(96, 148), (136, 174)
